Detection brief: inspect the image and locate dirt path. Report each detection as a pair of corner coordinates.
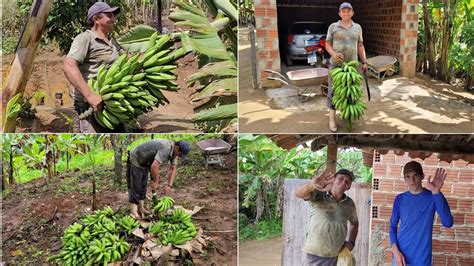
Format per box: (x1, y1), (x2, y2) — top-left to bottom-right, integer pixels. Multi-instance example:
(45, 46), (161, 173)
(2, 45), (199, 133)
(2, 148), (237, 265)
(238, 28), (474, 133)
(239, 237), (283, 266)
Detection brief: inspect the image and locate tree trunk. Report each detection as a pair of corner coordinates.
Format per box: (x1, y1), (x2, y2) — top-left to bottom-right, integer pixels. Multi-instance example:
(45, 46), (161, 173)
(255, 184), (264, 224)
(92, 175), (97, 211)
(2, 0), (54, 132)
(156, 0), (162, 32)
(422, 0), (436, 77)
(66, 152), (70, 172)
(465, 74), (473, 91)
(111, 135), (124, 185)
(438, 0), (454, 81)
(275, 174), (285, 218)
(9, 145), (15, 186)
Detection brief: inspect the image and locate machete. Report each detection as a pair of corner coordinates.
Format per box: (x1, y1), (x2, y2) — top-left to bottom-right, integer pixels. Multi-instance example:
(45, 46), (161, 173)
(364, 70), (371, 101)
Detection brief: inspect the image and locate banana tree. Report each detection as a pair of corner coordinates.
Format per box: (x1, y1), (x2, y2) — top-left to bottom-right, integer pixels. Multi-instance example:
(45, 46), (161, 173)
(170, 0), (238, 132)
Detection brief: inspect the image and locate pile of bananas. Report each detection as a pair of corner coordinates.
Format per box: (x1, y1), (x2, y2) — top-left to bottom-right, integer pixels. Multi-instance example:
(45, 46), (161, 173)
(149, 197), (198, 245)
(330, 61), (367, 131)
(49, 207), (136, 265)
(84, 32), (187, 130)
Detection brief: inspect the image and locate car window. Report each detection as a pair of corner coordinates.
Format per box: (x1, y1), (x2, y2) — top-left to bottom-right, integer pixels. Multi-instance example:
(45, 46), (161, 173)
(290, 23), (327, 34)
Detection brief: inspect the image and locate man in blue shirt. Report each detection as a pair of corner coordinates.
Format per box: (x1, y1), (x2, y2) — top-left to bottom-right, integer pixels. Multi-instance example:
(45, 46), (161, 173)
(389, 161), (453, 266)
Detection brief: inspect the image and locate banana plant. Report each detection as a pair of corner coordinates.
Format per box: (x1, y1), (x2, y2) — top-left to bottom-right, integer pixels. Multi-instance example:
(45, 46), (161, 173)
(170, 0), (238, 132)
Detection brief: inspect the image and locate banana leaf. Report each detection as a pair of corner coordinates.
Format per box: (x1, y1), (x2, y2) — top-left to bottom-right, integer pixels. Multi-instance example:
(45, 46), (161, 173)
(194, 103), (237, 122)
(117, 25), (159, 53)
(192, 78), (237, 101)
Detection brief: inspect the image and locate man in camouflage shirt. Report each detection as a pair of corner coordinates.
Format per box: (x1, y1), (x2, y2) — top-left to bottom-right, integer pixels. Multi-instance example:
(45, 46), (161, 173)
(63, 2), (121, 133)
(325, 2), (368, 132)
(295, 169), (359, 266)
(127, 139), (191, 219)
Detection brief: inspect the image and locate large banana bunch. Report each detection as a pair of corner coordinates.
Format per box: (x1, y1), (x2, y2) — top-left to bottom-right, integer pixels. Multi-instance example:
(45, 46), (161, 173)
(153, 196), (175, 215)
(84, 32), (188, 130)
(330, 61), (367, 131)
(117, 215), (140, 235)
(149, 197), (198, 246)
(50, 207), (133, 265)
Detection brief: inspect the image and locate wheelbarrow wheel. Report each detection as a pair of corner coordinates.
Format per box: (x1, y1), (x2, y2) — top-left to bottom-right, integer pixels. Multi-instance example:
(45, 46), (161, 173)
(386, 68), (395, 77)
(321, 83), (328, 96)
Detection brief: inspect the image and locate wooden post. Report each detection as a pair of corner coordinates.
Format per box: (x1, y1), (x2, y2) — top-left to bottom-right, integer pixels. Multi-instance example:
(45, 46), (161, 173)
(249, 23), (258, 90)
(326, 135), (337, 174)
(156, 0), (162, 33)
(1, 0), (54, 132)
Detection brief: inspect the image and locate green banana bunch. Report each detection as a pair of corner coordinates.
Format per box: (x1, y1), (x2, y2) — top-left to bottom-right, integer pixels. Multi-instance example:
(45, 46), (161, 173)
(330, 61), (367, 131)
(153, 196), (175, 214)
(160, 228), (194, 246)
(83, 31), (189, 130)
(50, 207), (132, 265)
(170, 208), (192, 223)
(117, 215), (139, 235)
(149, 220), (166, 235)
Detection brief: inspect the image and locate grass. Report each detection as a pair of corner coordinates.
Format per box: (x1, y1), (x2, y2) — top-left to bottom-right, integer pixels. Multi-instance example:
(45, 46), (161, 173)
(14, 149), (115, 184)
(1, 36), (17, 55)
(239, 217), (282, 241)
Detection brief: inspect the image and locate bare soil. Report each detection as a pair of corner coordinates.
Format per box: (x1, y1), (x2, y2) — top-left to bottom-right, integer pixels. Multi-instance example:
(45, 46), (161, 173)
(239, 237), (282, 266)
(1, 44), (200, 133)
(1, 150), (237, 265)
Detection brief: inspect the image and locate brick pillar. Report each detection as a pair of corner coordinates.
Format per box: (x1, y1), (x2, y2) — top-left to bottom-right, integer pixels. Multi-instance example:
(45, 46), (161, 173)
(254, 0), (281, 88)
(399, 0), (418, 77)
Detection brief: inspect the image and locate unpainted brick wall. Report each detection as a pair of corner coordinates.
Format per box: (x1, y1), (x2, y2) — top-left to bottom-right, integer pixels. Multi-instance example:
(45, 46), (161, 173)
(370, 151), (474, 265)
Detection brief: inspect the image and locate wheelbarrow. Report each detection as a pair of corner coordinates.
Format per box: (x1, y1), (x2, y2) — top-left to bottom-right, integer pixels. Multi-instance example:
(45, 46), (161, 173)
(196, 139), (232, 169)
(265, 68), (329, 102)
(366, 55), (398, 83)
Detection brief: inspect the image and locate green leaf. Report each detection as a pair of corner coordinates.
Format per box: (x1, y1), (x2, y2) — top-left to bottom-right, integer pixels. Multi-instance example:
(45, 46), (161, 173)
(194, 103), (237, 122)
(193, 78), (237, 101)
(117, 25), (157, 53)
(213, 0), (238, 21)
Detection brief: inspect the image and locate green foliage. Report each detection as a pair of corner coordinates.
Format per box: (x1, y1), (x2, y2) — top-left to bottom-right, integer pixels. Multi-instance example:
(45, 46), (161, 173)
(239, 218), (282, 241)
(1, 36), (17, 55)
(170, 0), (237, 132)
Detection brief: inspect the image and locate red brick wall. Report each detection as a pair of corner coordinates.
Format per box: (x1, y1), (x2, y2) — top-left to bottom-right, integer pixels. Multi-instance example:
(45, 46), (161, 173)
(352, 0), (402, 58)
(370, 151), (474, 265)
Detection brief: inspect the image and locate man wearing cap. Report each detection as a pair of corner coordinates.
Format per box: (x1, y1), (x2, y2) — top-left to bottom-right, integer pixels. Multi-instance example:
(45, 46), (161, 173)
(63, 2), (121, 133)
(126, 139), (191, 219)
(325, 2), (368, 132)
(390, 161), (453, 266)
(295, 169), (359, 266)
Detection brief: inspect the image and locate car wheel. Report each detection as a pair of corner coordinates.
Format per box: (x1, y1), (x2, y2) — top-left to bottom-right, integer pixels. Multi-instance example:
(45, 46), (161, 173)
(285, 55), (293, 66)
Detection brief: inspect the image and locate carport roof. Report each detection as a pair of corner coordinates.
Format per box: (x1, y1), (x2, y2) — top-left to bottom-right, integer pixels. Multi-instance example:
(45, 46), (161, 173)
(277, 0), (339, 7)
(267, 134), (474, 164)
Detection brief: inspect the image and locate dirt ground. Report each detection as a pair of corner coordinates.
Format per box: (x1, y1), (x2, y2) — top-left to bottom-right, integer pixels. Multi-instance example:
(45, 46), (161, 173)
(1, 43), (199, 133)
(1, 149), (237, 265)
(239, 237), (282, 266)
(238, 27), (474, 133)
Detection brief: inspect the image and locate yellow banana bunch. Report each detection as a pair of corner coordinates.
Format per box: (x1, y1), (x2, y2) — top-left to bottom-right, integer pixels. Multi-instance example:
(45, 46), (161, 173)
(330, 61), (367, 131)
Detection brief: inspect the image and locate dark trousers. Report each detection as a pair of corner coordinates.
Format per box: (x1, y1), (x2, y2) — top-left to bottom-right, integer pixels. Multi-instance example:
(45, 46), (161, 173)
(126, 153), (149, 204)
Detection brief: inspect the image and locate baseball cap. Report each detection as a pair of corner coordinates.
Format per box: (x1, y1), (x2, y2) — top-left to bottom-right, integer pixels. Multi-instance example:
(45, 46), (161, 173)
(177, 140), (191, 160)
(335, 169), (355, 181)
(403, 161), (424, 176)
(339, 2), (353, 11)
(87, 2), (120, 22)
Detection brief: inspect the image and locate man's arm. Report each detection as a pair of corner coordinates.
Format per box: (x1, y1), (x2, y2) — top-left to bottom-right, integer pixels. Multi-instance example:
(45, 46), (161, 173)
(294, 182), (318, 200)
(326, 42), (344, 63)
(166, 163), (177, 187)
(62, 58), (102, 111)
(150, 160), (161, 192)
(390, 196), (406, 266)
(357, 43), (368, 72)
(343, 222), (358, 251)
(427, 168), (454, 227)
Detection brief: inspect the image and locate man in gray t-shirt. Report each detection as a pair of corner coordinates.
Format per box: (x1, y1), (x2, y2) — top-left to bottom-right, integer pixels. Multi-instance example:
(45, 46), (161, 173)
(325, 2), (368, 133)
(126, 139), (191, 219)
(63, 2), (121, 133)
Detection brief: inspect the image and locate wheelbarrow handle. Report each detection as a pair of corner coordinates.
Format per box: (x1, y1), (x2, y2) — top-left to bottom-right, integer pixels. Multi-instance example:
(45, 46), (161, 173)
(264, 69), (290, 85)
(267, 76), (289, 85)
